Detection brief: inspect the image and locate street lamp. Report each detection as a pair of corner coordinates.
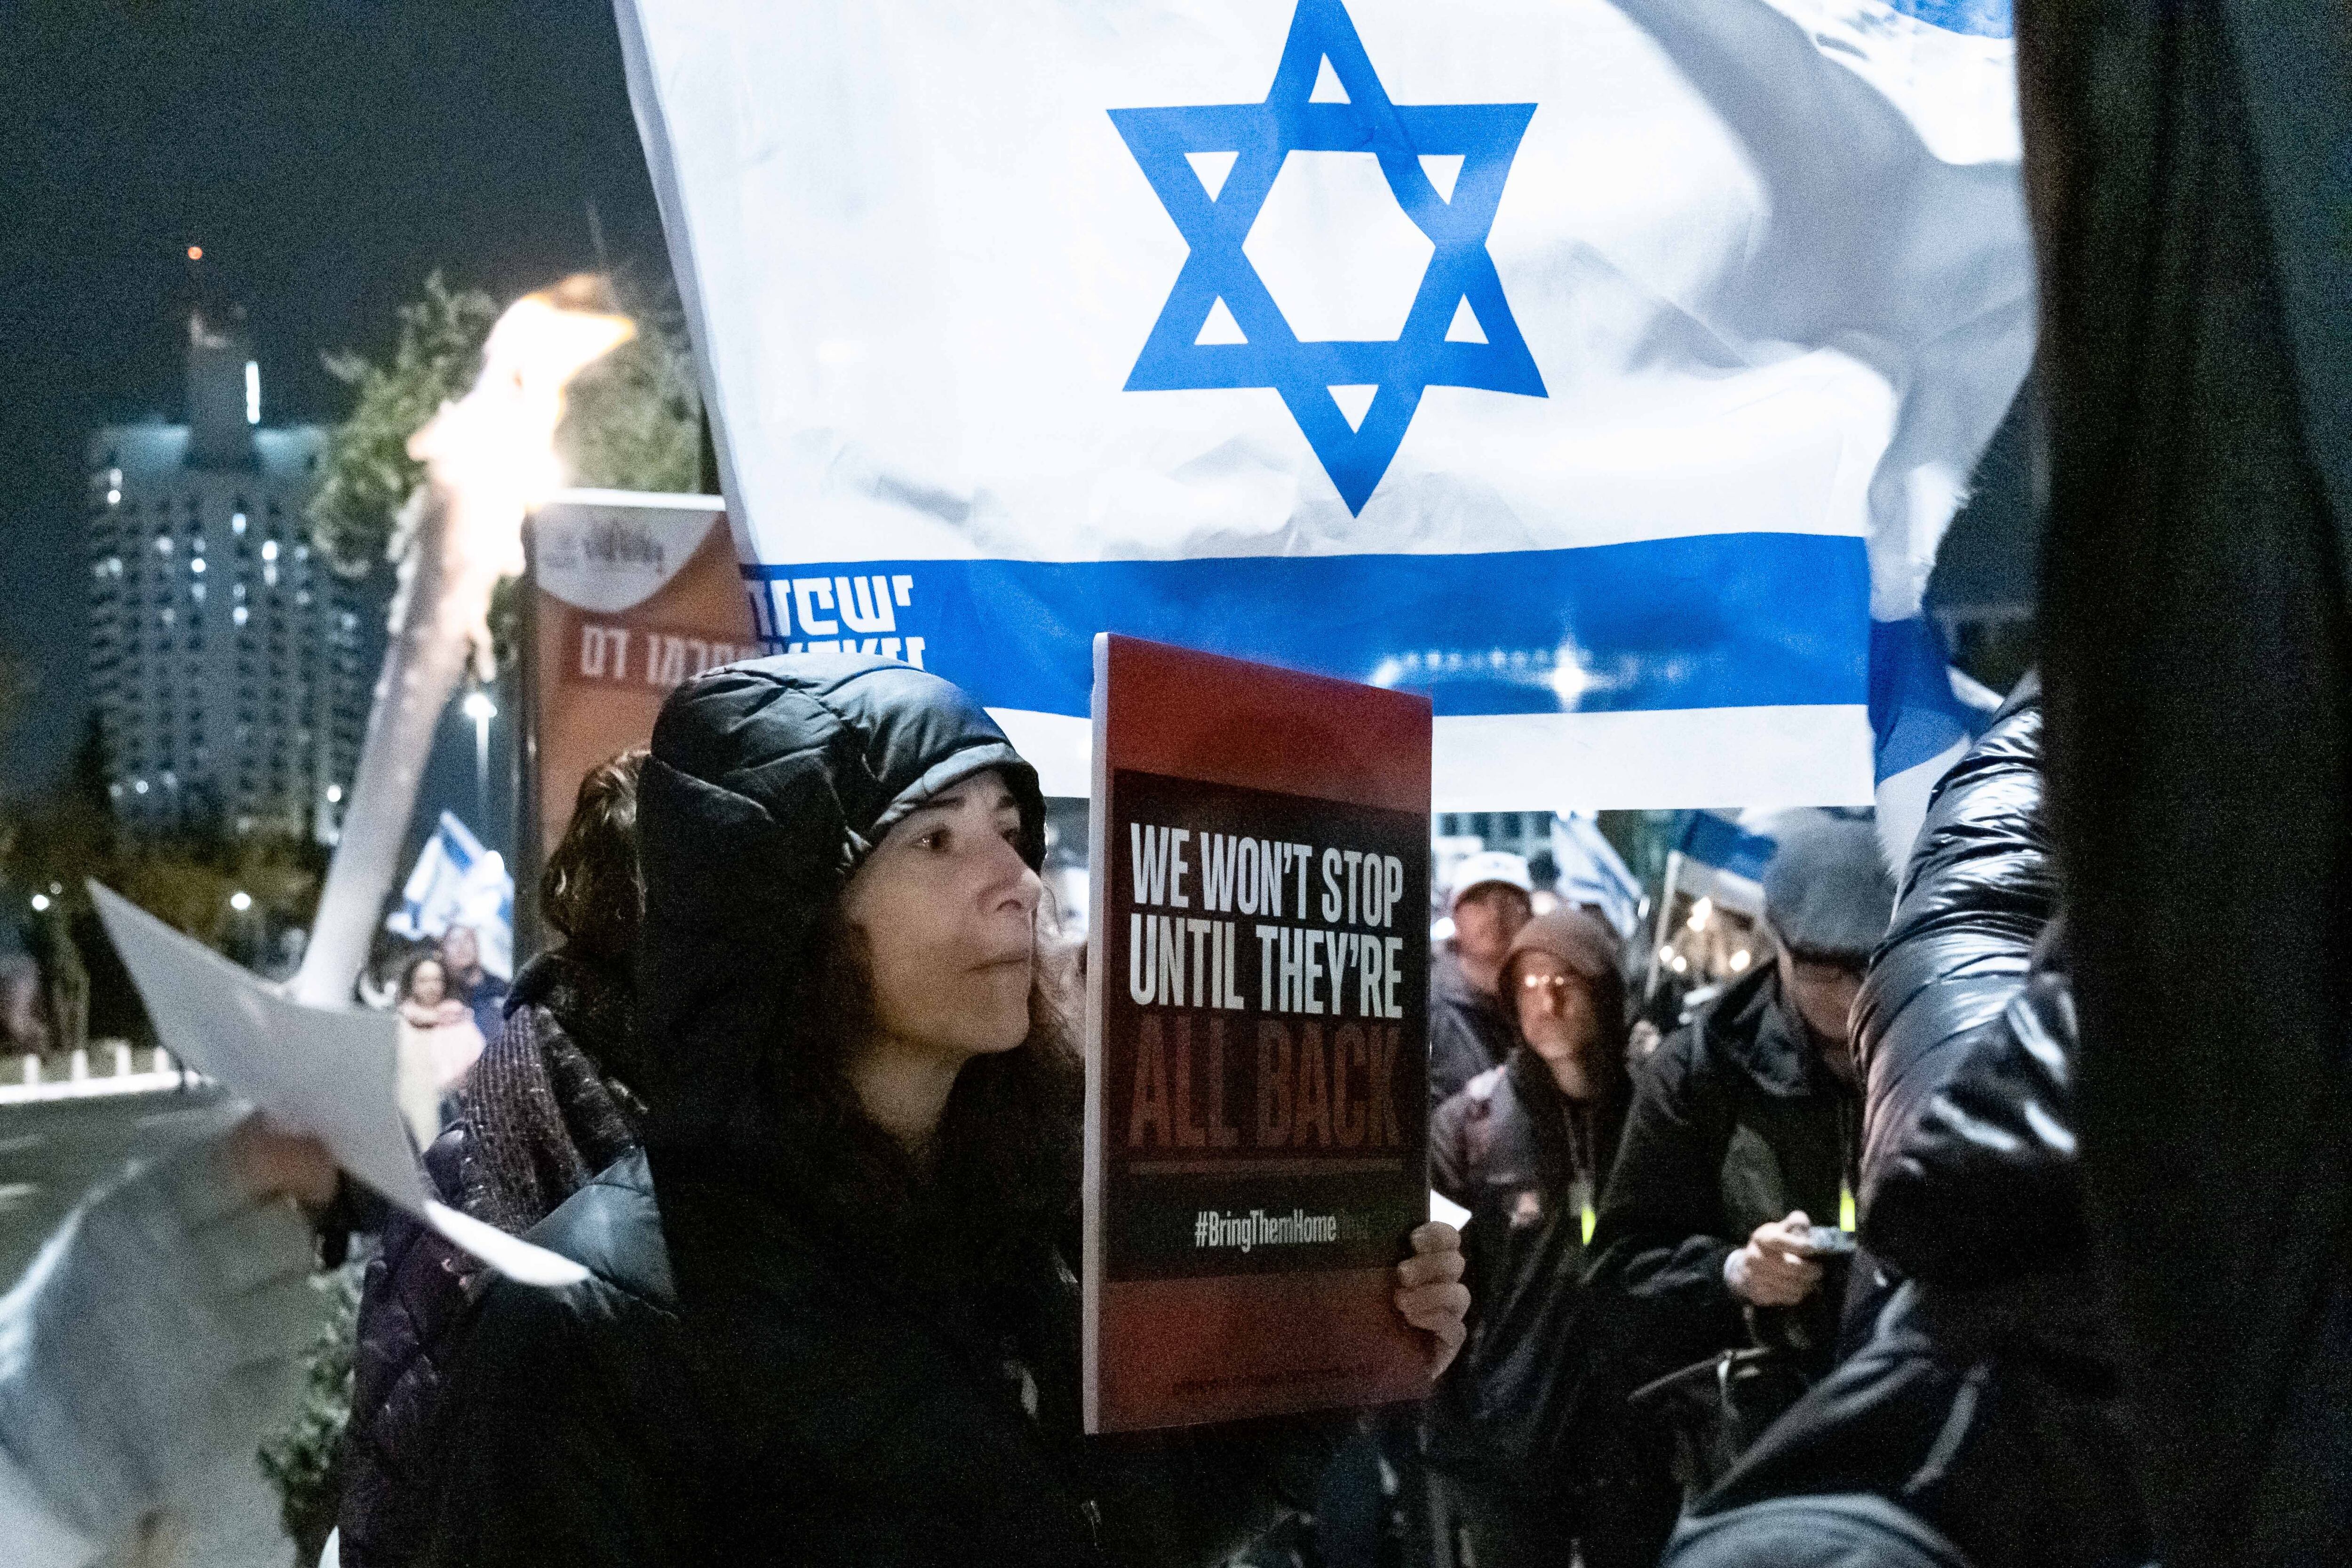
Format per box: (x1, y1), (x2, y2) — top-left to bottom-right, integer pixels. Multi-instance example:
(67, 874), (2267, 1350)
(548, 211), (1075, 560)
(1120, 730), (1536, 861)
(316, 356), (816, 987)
(29, 894), (49, 913)
(230, 891), (253, 913)
(461, 689), (498, 820)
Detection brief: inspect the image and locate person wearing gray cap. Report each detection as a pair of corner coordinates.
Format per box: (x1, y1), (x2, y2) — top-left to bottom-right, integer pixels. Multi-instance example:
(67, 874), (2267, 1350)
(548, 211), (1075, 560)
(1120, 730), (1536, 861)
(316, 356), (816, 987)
(1585, 812), (1895, 1493)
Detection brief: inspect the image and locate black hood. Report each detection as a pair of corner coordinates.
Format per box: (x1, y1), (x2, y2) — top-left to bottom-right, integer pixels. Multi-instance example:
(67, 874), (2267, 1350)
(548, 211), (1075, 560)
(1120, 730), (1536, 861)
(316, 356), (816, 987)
(633, 653), (1044, 1174)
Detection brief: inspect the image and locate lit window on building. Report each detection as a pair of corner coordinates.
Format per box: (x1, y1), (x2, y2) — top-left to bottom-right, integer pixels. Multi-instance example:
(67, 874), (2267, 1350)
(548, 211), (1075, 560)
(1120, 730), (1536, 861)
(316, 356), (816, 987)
(232, 511), (247, 535)
(260, 539), (278, 562)
(234, 605), (248, 626)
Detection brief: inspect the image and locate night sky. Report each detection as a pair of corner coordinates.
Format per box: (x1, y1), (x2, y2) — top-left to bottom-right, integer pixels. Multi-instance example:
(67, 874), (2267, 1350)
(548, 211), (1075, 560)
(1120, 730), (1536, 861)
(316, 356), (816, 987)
(0, 0), (672, 797)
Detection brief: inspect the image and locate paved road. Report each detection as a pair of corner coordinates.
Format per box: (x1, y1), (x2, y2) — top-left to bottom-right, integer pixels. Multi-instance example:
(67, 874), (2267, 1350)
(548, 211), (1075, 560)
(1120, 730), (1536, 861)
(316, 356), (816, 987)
(1, 1086), (312, 1568)
(0, 1084), (240, 1287)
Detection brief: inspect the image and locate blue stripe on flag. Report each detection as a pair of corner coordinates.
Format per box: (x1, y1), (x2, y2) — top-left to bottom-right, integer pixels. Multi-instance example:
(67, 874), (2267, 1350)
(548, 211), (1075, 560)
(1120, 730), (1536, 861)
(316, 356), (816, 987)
(1677, 812), (1778, 881)
(1882, 0), (2013, 39)
(742, 532), (1867, 720)
(1868, 616), (1977, 783)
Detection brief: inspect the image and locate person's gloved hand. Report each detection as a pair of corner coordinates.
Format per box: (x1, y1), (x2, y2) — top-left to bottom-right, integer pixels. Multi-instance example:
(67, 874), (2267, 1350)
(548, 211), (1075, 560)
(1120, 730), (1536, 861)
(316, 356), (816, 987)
(0, 1112), (332, 1550)
(1724, 1210), (1828, 1307)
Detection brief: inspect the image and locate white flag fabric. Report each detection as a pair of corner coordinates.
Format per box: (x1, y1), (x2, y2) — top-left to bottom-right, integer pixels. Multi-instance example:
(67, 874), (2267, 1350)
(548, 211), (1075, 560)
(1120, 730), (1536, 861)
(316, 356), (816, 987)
(385, 812), (514, 981)
(1550, 812), (1645, 939)
(617, 0), (2030, 810)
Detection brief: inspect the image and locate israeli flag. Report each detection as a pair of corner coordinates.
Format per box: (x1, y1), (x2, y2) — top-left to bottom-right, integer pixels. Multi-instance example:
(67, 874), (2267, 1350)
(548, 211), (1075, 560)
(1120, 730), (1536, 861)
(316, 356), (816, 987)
(1551, 812), (1645, 939)
(617, 0), (2029, 817)
(386, 812), (515, 982)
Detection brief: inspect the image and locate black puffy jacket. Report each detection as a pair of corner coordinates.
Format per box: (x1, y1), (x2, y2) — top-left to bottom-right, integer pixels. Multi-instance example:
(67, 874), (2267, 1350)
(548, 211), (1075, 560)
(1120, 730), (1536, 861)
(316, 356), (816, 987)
(1682, 678), (2149, 1568)
(421, 655), (1331, 1568)
(1851, 675), (2084, 1287)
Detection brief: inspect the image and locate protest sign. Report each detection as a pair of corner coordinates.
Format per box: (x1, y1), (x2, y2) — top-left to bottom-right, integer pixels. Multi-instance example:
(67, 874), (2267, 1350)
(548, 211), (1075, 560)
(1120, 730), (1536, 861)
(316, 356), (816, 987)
(1085, 634), (1430, 1431)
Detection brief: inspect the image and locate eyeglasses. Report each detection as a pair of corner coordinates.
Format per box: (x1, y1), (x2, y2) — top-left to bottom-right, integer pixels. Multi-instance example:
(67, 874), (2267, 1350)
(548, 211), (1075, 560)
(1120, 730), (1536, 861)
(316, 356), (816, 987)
(1784, 950), (1867, 983)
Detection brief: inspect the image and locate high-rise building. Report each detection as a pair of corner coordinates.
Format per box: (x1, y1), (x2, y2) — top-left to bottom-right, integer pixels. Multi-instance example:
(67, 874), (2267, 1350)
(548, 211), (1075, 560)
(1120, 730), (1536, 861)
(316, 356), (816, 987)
(87, 307), (385, 842)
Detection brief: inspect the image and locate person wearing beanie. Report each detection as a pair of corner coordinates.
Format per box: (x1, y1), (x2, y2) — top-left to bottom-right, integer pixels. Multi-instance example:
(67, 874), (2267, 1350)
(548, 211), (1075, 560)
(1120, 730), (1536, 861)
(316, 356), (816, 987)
(1425, 909), (1677, 1568)
(1586, 812), (1895, 1494)
(1429, 851), (1536, 1103)
(417, 655), (1470, 1568)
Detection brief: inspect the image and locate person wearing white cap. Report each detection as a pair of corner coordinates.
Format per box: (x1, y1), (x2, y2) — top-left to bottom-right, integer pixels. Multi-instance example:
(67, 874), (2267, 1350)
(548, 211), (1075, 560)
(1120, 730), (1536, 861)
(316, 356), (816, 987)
(1429, 851), (1535, 1103)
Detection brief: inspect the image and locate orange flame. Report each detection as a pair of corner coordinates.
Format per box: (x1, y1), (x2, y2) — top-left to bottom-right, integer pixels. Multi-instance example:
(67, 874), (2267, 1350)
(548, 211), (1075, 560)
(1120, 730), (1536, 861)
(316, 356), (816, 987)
(405, 279), (635, 677)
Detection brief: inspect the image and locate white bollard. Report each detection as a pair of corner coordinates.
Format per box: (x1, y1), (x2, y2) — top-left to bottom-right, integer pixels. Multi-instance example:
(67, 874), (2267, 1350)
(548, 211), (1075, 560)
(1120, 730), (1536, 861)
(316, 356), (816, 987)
(154, 1046), (172, 1075)
(19, 1055), (34, 1086)
(68, 1048), (87, 1082)
(113, 1043), (133, 1077)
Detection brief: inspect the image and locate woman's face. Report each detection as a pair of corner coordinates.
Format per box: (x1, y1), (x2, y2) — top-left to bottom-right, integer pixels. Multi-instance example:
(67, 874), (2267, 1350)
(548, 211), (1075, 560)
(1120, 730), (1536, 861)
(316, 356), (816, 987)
(839, 769), (1041, 1064)
(1511, 953), (1600, 1067)
(408, 960), (448, 1009)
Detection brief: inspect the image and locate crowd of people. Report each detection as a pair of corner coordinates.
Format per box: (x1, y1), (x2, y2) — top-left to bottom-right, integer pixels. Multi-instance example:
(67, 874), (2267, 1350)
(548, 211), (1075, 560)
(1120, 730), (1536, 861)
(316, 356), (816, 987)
(2, 12), (2344, 1553)
(0, 646), (2157, 1568)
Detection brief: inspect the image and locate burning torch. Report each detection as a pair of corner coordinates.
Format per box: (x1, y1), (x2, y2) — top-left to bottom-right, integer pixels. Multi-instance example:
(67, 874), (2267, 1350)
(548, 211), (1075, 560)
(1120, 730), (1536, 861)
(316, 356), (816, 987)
(288, 279), (634, 1008)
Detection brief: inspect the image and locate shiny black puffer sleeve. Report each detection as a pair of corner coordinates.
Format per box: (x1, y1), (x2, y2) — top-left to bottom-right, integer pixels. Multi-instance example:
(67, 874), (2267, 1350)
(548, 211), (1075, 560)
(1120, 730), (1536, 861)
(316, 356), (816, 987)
(1851, 678), (2082, 1285)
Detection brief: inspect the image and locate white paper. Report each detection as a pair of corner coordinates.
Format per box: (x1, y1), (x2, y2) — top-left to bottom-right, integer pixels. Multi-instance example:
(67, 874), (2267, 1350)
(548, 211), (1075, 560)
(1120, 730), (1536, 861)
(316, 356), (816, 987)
(91, 883), (588, 1288)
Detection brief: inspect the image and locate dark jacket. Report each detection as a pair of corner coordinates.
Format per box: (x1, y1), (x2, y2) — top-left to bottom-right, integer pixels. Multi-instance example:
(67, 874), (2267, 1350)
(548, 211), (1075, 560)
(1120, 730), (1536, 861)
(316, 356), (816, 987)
(2029, 9), (2352, 1561)
(1428, 1051), (1635, 1485)
(339, 949), (641, 1568)
(1428, 946), (1517, 1104)
(421, 655), (1332, 1568)
(1851, 677), (2079, 1288)
(1586, 961), (1858, 1379)
(1426, 907), (1638, 1488)
(1680, 680), (2150, 1568)
(456, 969), (511, 1048)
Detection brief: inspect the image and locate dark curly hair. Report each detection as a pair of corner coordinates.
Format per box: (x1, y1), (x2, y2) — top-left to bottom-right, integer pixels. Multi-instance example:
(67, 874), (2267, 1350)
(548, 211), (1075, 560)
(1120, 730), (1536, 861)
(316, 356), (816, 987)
(540, 749), (647, 963)
(399, 952), (450, 1004)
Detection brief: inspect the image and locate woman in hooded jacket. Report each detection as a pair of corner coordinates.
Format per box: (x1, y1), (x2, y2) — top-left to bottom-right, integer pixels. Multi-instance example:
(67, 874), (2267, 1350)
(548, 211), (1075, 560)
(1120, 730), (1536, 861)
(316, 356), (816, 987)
(420, 655), (1469, 1568)
(1424, 907), (1676, 1568)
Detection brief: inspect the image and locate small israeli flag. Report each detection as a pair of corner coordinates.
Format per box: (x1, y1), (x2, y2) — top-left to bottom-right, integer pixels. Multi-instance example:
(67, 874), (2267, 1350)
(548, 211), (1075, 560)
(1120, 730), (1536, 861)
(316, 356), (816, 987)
(386, 812), (515, 981)
(1551, 813), (1645, 939)
(618, 0), (2030, 817)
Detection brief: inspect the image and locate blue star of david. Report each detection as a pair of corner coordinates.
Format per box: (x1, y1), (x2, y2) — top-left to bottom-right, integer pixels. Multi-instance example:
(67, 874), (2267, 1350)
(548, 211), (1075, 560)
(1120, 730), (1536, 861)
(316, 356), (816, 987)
(1111, 0), (1545, 514)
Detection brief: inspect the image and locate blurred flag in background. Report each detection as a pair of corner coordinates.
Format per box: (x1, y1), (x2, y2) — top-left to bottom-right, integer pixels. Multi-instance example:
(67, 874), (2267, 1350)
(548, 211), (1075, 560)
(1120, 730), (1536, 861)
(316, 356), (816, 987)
(386, 812), (514, 981)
